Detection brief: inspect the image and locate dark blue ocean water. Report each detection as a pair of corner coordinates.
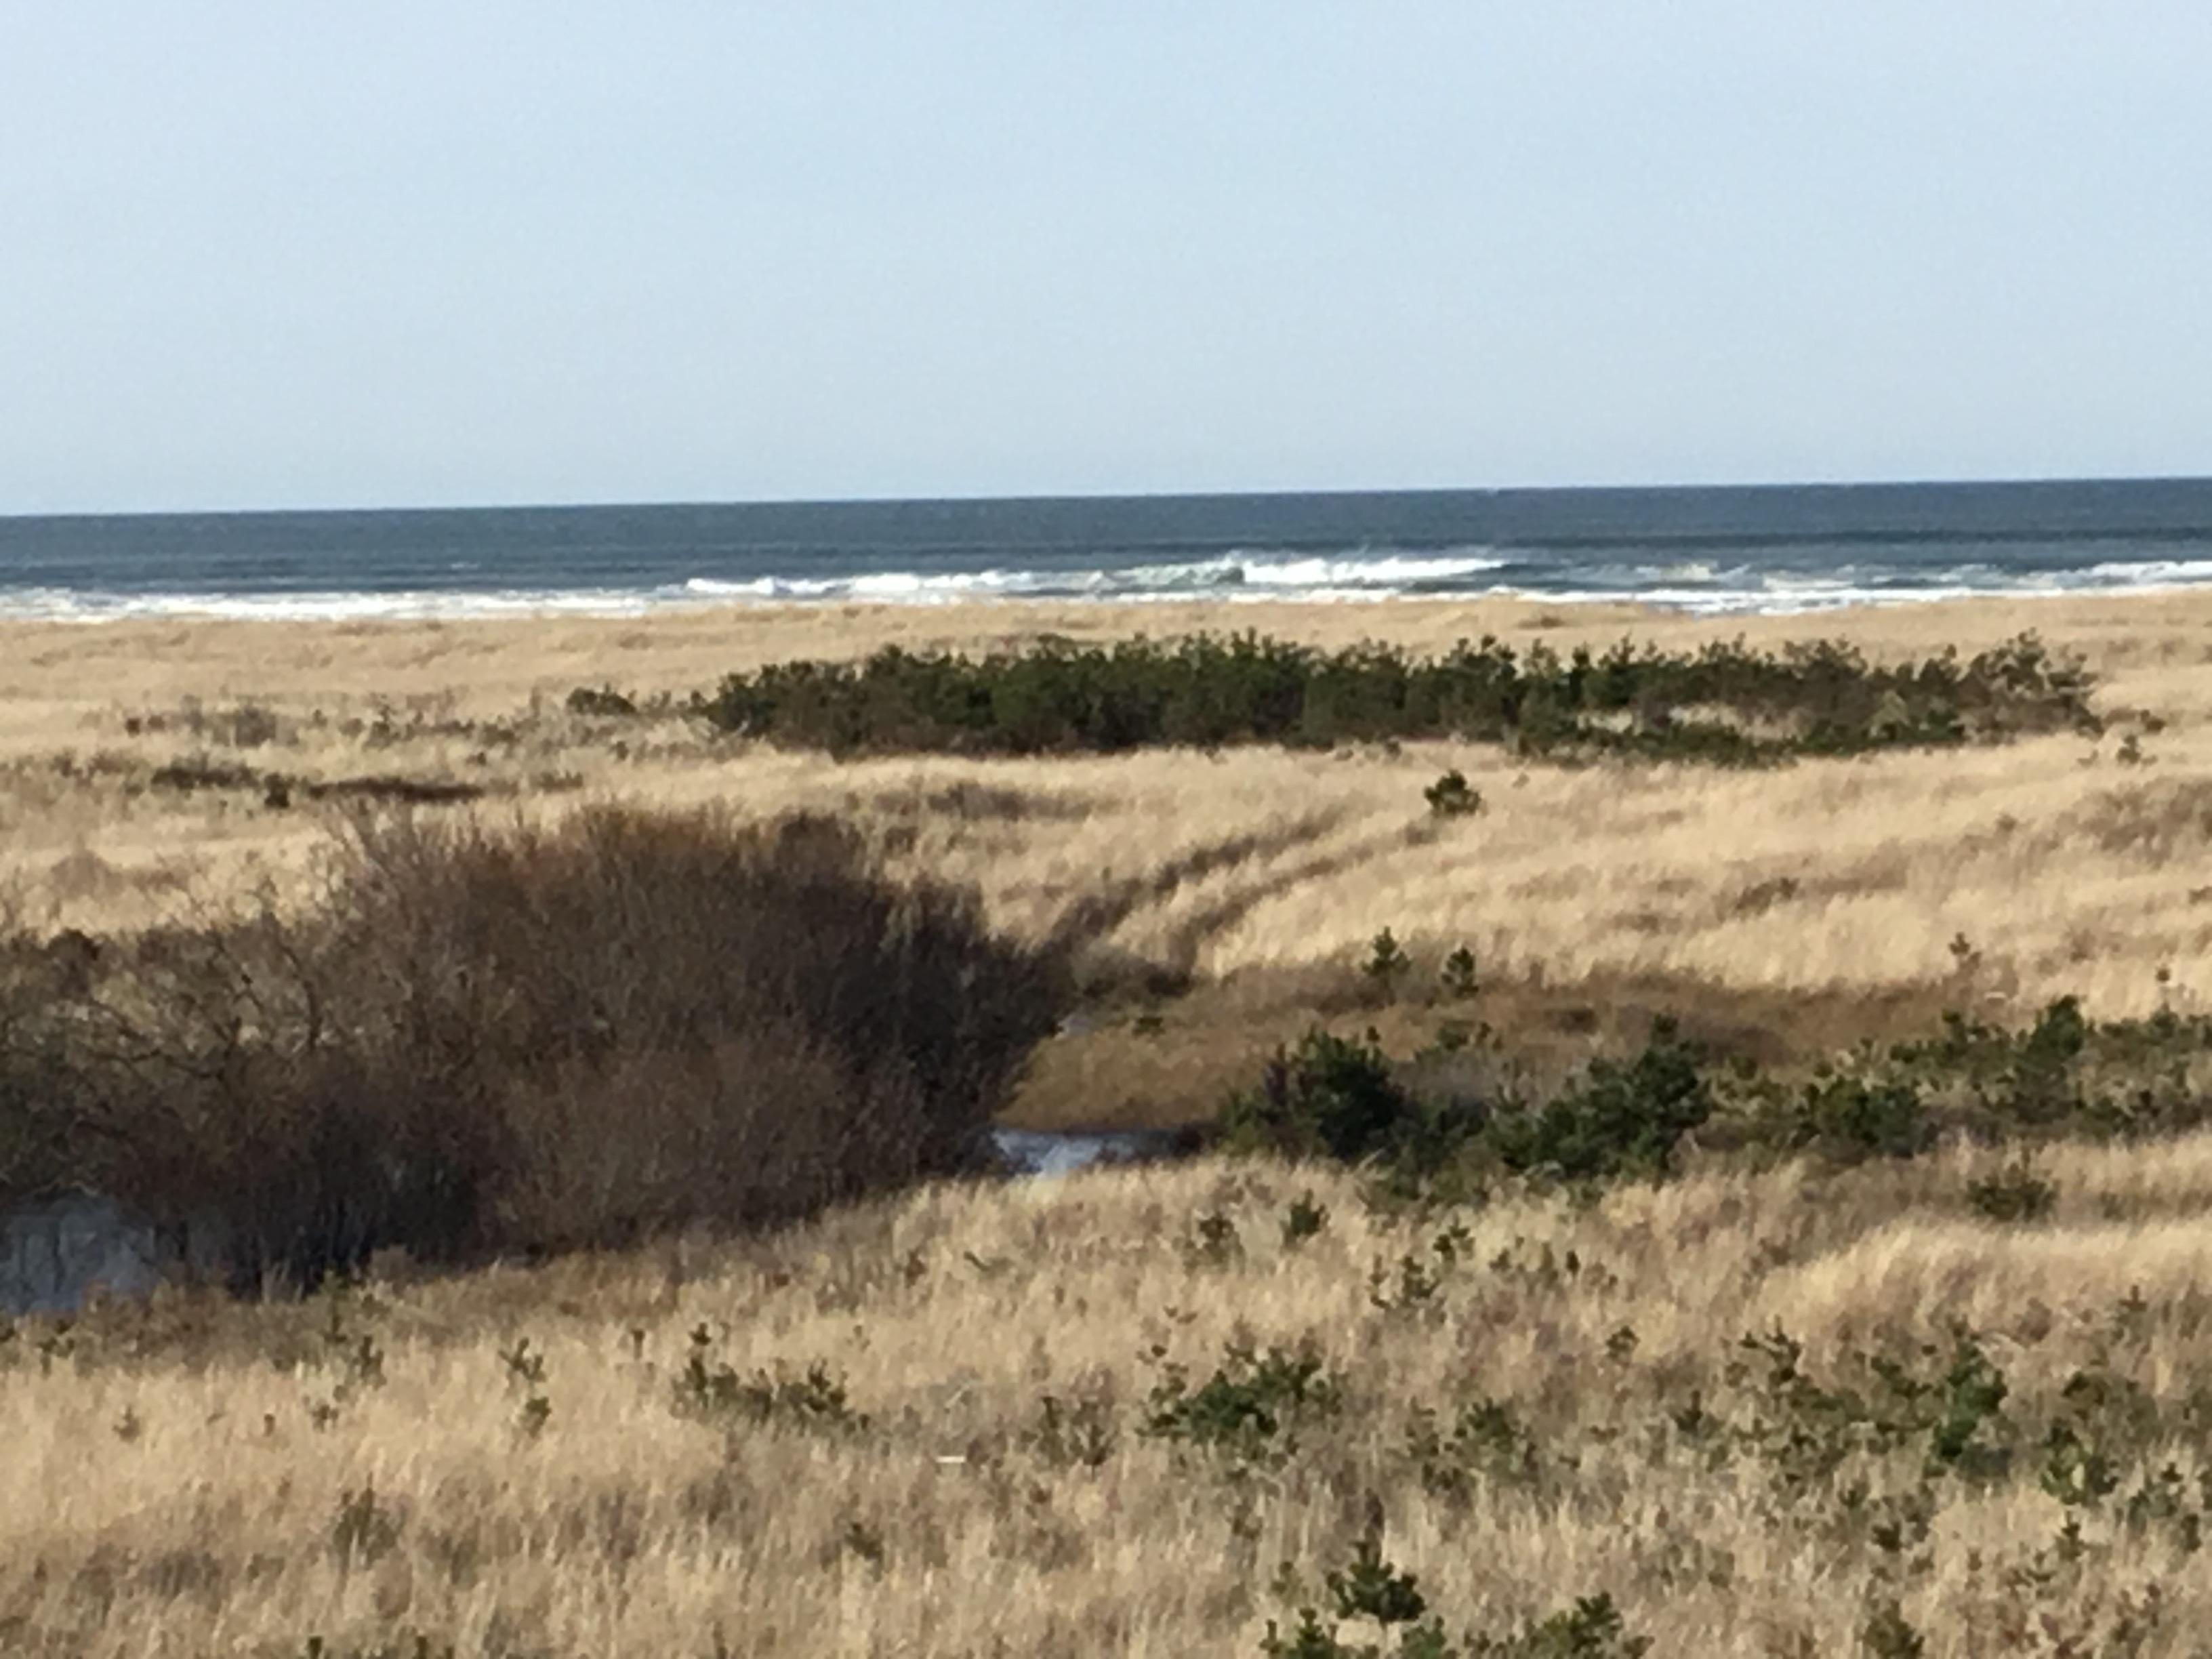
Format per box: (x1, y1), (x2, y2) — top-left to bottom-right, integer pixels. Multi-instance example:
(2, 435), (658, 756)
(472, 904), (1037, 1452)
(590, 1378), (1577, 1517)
(4, 478), (2212, 620)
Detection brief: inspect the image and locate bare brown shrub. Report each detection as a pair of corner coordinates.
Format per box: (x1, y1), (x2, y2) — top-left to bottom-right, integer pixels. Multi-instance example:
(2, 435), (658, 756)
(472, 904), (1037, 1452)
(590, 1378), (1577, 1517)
(0, 807), (1064, 1286)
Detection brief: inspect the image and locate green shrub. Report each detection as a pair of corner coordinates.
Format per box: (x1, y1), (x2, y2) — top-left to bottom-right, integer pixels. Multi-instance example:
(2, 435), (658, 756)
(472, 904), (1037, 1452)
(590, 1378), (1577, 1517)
(1185, 1209), (1244, 1268)
(1925, 1332), (2010, 1470)
(1328, 1536), (1429, 1625)
(1439, 947), (1480, 1000)
(1221, 1019), (1713, 1187)
(1404, 1397), (1539, 1495)
(1479, 1597), (1651, 1659)
(1364, 929), (1414, 1000)
(1143, 1340), (1345, 1459)
(1281, 1191), (1330, 1247)
(1424, 771), (1483, 817)
(1790, 1074), (1933, 1160)
(1219, 1028), (1426, 1162)
(1482, 1019), (1713, 1181)
(699, 629), (2097, 764)
(1221, 991), (2212, 1202)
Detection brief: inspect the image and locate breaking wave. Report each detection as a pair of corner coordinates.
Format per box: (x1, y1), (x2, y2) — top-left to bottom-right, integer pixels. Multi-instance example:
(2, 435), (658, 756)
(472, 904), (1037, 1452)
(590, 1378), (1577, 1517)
(10, 529), (2212, 623)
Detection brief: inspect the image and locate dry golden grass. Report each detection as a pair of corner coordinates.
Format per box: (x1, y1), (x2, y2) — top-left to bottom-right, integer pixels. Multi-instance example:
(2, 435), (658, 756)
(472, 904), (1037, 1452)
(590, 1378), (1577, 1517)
(8, 1137), (2212, 1656)
(6, 591), (2212, 1128)
(11, 597), (2212, 1652)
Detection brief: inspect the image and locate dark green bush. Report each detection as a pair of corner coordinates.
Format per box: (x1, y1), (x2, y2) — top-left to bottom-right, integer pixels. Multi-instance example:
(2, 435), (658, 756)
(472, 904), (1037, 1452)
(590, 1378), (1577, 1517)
(1363, 928), (1414, 1000)
(699, 630), (2097, 764)
(1889, 996), (2212, 1141)
(1439, 947), (1480, 1000)
(1225, 993), (2212, 1198)
(1220, 1029), (1441, 1163)
(1482, 1019), (1713, 1181)
(1424, 771), (1483, 817)
(1328, 1536), (1429, 1625)
(1282, 1191), (1330, 1247)
(1788, 1073), (1934, 1160)
(1223, 1021), (1713, 1185)
(1143, 1340), (1345, 1459)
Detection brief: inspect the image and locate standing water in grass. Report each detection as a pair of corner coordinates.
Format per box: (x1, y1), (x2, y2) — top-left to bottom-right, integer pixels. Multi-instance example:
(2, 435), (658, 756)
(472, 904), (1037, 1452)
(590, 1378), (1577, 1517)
(5, 477), (2212, 620)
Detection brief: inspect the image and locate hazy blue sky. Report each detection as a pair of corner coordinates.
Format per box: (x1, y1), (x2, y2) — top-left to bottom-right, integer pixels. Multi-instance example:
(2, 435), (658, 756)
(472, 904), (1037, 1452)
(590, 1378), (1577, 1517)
(4, 4), (2209, 513)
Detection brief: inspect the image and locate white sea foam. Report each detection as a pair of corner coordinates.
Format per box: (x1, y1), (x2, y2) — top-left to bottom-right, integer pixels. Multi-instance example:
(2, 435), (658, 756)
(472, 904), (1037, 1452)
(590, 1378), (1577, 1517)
(2085, 557), (2212, 586)
(678, 548), (1507, 605)
(0, 588), (684, 623)
(1233, 550), (1507, 588)
(1489, 583), (2043, 618)
(9, 540), (2212, 622)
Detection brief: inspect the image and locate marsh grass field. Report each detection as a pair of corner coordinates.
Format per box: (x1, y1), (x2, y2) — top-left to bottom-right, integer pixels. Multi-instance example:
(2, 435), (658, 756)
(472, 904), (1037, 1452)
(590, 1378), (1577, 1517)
(8, 592), (2212, 1655)
(15, 1141), (2212, 1656)
(5, 594), (2210, 1124)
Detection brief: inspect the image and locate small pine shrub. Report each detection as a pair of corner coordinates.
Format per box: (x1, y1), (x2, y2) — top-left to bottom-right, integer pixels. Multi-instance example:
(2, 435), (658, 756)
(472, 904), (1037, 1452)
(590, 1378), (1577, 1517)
(1364, 928), (1414, 1000)
(1967, 1161), (2057, 1223)
(1142, 1340), (1344, 1458)
(328, 1484), (405, 1571)
(1485, 1596), (1652, 1659)
(1281, 1191), (1330, 1248)
(500, 1337), (552, 1439)
(1482, 1019), (1712, 1182)
(1926, 1332), (2009, 1470)
(1368, 1250), (1444, 1315)
(1327, 1536), (1429, 1625)
(1259, 1591), (1648, 1659)
(1404, 1396), (1540, 1495)
(1424, 771), (1483, 817)
(1185, 1210), (1243, 1268)
(2039, 1420), (2120, 1508)
(1439, 946), (1479, 1000)
(1793, 1074), (1933, 1160)
(1220, 1028), (1422, 1162)
(673, 1326), (867, 1433)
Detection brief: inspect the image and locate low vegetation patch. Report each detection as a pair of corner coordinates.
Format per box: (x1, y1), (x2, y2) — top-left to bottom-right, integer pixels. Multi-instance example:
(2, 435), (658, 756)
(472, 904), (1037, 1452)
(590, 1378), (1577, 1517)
(1221, 995), (2212, 1193)
(699, 630), (2097, 762)
(12, 1080), (2212, 1651)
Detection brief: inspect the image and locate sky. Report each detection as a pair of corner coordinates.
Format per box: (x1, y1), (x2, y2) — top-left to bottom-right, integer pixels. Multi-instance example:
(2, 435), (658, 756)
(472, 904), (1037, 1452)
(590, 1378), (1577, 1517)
(3, 4), (2210, 514)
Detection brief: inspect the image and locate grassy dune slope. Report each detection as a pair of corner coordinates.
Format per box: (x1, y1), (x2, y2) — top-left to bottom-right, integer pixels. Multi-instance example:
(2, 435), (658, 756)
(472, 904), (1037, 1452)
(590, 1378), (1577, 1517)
(9, 1141), (2212, 1656)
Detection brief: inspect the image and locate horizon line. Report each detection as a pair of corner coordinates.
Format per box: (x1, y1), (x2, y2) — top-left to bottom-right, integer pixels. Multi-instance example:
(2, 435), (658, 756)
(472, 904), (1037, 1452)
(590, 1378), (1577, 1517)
(7, 468), (2212, 525)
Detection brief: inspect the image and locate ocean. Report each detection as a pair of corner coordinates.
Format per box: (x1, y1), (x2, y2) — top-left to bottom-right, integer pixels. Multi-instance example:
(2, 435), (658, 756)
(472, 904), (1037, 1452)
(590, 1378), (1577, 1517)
(4, 477), (2212, 622)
